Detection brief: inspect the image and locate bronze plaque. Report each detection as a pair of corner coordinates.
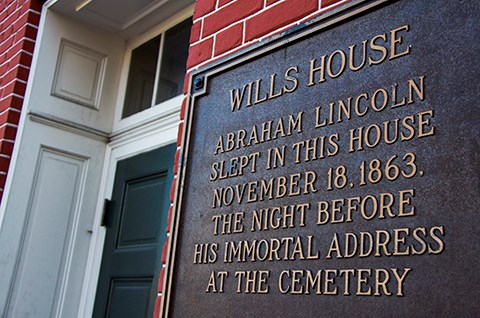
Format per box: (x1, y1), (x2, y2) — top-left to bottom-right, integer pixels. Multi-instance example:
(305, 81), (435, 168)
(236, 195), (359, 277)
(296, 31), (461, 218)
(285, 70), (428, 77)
(163, 0), (480, 316)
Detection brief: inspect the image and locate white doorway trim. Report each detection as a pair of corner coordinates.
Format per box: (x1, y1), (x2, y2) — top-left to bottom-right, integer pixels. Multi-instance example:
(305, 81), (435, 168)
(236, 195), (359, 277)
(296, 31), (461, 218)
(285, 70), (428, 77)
(77, 7), (193, 314)
(54, 3), (192, 316)
(78, 110), (179, 318)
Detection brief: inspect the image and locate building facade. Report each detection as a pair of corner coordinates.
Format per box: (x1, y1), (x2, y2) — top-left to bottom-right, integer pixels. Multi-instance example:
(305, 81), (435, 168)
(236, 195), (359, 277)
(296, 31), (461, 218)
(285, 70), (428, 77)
(0, 0), (351, 317)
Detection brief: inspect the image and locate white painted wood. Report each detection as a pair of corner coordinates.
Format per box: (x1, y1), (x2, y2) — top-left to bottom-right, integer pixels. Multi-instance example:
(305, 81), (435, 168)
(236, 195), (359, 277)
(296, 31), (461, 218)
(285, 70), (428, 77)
(0, 121), (107, 318)
(78, 115), (179, 318)
(6, 147), (88, 317)
(0, 2), (193, 318)
(78, 8), (194, 317)
(0, 6), (118, 318)
(52, 39), (107, 109)
(27, 10), (125, 133)
(50, 0), (194, 39)
(112, 6), (193, 134)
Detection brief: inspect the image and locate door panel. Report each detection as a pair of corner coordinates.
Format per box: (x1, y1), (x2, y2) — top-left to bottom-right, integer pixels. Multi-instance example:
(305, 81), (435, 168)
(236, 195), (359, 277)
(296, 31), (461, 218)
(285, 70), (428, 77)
(106, 278), (151, 317)
(93, 144), (175, 318)
(6, 147), (88, 317)
(118, 174), (168, 248)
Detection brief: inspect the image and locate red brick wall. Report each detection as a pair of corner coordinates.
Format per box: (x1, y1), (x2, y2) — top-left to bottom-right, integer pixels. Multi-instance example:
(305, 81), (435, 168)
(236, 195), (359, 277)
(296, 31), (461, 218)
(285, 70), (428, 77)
(0, 0), (42, 201)
(187, 0), (351, 68)
(155, 0), (351, 316)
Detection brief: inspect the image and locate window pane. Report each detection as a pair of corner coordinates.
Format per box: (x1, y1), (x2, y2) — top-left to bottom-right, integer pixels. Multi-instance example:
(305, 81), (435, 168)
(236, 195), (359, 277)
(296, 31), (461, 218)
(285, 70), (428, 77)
(122, 35), (161, 118)
(156, 18), (192, 104)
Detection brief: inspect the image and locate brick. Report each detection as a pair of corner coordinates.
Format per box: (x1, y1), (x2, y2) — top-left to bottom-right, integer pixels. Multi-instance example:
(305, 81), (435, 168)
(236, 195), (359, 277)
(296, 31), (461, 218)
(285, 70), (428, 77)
(13, 10), (40, 32)
(1, 25), (14, 42)
(19, 50), (33, 66)
(5, 39), (24, 59)
(0, 44), (13, 62)
(16, 23), (38, 40)
(2, 65), (29, 84)
(5, 125), (16, 140)
(214, 22), (243, 56)
(0, 95), (24, 111)
(183, 71), (191, 94)
(169, 177), (177, 203)
(0, 0), (11, 12)
(0, 97), (14, 113)
(165, 206), (173, 232)
(153, 297), (161, 318)
(0, 63), (7, 76)
(2, 80), (26, 97)
(190, 20), (201, 43)
(0, 11), (7, 26)
(0, 109), (13, 125)
(173, 147), (181, 173)
(186, 37), (213, 68)
(180, 97), (187, 120)
(161, 236), (169, 263)
(3, 50), (17, 65)
(20, 39), (35, 54)
(0, 37), (13, 57)
(13, 80), (26, 95)
(202, 0), (263, 37)
(176, 122), (184, 147)
(29, 0), (43, 12)
(193, 0), (216, 20)
(27, 10), (40, 25)
(6, 50), (33, 68)
(17, 2), (33, 17)
(266, 0), (282, 5)
(218, 0), (235, 7)
(0, 111), (9, 125)
(2, 10), (20, 33)
(0, 139), (13, 155)
(0, 173), (6, 190)
(322, 0), (343, 8)
(245, 0), (318, 42)
(6, 109), (20, 125)
(0, 156), (10, 171)
(1, 81), (15, 98)
(157, 267), (165, 293)
(6, 1), (15, 15)
(0, 124), (17, 140)
(12, 13), (28, 33)
(12, 96), (24, 110)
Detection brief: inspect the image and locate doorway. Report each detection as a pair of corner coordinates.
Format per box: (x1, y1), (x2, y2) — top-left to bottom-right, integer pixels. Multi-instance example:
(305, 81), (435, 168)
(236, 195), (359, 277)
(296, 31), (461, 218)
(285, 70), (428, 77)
(93, 144), (176, 317)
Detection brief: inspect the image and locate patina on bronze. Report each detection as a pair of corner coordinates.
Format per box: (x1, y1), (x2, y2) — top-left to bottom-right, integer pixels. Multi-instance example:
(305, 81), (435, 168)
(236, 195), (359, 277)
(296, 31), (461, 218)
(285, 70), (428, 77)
(162, 0), (480, 316)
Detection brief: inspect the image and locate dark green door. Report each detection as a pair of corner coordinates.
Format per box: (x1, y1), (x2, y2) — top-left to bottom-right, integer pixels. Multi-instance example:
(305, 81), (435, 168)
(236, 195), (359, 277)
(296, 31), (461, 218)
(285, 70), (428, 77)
(93, 144), (176, 318)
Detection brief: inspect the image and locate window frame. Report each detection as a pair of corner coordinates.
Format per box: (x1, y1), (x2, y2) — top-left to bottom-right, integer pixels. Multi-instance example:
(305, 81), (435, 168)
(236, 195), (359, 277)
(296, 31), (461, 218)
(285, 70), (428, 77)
(112, 7), (192, 135)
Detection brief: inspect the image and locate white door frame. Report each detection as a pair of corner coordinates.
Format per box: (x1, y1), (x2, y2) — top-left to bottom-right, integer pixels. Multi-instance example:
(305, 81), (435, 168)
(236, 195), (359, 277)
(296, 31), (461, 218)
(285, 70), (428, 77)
(77, 6), (193, 316)
(78, 114), (179, 318)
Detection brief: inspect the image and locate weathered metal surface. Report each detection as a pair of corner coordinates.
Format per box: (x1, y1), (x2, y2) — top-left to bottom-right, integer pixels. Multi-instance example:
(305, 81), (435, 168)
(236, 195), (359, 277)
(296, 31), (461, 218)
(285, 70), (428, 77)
(164, 0), (480, 316)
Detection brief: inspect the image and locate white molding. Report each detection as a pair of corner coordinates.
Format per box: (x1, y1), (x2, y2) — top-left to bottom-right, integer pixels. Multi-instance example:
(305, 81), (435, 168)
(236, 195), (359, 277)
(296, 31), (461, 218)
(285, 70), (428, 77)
(125, 6), (194, 50)
(5, 146), (89, 317)
(28, 111), (109, 142)
(121, 0), (170, 30)
(0, 3), (189, 317)
(0, 0), (52, 231)
(78, 116), (179, 318)
(112, 95), (182, 137)
(112, 6), (193, 132)
(109, 110), (179, 147)
(51, 39), (107, 109)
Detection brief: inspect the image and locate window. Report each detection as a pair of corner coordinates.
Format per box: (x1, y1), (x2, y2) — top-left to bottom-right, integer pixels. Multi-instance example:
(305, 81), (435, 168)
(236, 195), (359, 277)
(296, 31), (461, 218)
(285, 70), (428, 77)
(122, 18), (192, 118)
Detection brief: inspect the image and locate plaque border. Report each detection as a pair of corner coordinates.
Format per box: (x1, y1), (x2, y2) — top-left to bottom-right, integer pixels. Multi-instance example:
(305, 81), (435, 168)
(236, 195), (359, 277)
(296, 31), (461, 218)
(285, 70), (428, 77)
(161, 0), (393, 316)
